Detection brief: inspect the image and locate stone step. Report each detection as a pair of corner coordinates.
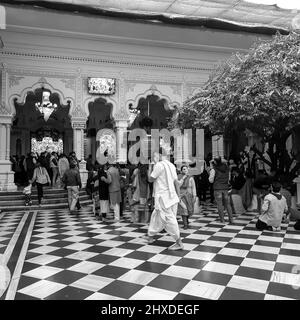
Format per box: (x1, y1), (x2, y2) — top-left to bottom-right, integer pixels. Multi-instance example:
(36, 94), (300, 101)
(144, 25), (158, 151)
(0, 187), (92, 212)
(0, 194), (91, 206)
(0, 199), (93, 212)
(0, 190), (87, 200)
(0, 187), (84, 196)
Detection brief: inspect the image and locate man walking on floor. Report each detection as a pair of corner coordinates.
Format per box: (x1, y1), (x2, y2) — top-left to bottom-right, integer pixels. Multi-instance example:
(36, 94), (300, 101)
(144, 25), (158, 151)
(144, 149), (184, 250)
(105, 163), (122, 221)
(62, 162), (82, 214)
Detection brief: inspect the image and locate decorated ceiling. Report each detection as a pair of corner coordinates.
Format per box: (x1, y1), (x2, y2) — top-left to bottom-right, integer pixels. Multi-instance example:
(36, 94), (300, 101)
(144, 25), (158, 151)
(2, 0), (300, 34)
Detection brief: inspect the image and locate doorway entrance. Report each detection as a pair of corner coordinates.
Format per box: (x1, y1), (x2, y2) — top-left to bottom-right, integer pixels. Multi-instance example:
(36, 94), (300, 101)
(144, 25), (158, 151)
(11, 87), (72, 157)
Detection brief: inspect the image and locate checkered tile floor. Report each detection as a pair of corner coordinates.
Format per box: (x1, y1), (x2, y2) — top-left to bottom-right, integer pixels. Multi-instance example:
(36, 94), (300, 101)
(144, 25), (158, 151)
(1, 203), (300, 300)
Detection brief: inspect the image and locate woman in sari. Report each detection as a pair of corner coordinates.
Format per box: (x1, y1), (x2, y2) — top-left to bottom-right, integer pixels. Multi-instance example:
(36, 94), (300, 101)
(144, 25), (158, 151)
(177, 165), (197, 229)
(131, 163), (150, 223)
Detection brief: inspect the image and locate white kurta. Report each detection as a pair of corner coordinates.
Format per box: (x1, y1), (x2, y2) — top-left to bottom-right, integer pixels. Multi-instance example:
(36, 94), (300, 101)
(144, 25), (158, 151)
(148, 160), (180, 241)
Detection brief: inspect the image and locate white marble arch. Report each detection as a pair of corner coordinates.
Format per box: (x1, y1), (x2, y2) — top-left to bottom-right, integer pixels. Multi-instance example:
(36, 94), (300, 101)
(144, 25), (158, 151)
(8, 81), (75, 118)
(83, 95), (117, 122)
(125, 86), (180, 114)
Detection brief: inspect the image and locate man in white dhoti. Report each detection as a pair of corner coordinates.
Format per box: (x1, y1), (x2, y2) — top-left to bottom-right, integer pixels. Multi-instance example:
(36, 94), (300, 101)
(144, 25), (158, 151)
(144, 151), (184, 250)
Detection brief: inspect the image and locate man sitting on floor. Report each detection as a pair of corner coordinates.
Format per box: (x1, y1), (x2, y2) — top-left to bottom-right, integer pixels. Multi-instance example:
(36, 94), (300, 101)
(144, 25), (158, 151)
(279, 181), (300, 230)
(256, 181), (288, 232)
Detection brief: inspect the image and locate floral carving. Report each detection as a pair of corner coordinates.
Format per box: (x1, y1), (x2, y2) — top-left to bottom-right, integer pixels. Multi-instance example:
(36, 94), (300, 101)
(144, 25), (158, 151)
(9, 75), (24, 88)
(61, 79), (75, 91)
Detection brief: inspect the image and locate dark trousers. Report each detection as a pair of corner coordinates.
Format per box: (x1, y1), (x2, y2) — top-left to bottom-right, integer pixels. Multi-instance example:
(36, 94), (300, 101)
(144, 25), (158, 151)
(76, 198), (81, 209)
(36, 183), (44, 204)
(256, 218), (272, 231)
(27, 169), (34, 181)
(24, 194), (32, 205)
(120, 188), (125, 216)
(198, 188), (207, 202)
(209, 183), (214, 203)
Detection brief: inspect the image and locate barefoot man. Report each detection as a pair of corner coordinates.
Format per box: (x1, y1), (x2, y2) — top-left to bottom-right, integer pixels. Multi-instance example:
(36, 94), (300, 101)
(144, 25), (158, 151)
(145, 149), (184, 250)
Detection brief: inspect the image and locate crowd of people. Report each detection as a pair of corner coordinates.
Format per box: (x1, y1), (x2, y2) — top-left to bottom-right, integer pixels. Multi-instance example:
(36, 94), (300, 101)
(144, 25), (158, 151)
(86, 148), (300, 242)
(11, 150), (81, 209)
(9, 147), (300, 250)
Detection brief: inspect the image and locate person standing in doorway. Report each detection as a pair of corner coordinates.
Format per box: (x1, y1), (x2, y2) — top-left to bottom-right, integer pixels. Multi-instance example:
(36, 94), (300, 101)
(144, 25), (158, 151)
(145, 149), (184, 250)
(62, 162), (82, 214)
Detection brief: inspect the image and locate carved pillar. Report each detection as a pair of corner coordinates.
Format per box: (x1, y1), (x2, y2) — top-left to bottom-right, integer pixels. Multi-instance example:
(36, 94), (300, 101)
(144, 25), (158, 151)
(0, 108), (17, 191)
(0, 123), (6, 160)
(5, 123), (10, 160)
(212, 134), (224, 159)
(114, 120), (128, 164)
(71, 122), (88, 188)
(71, 101), (88, 187)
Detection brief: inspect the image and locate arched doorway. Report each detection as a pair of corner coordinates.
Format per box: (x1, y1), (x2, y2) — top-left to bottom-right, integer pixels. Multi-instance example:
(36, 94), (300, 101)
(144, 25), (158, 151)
(129, 94), (173, 131)
(128, 94), (175, 162)
(11, 87), (72, 158)
(85, 97), (113, 163)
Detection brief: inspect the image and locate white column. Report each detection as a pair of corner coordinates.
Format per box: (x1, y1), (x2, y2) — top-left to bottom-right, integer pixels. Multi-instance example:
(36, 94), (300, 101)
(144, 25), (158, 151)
(72, 126), (83, 161)
(191, 128), (205, 175)
(0, 124), (6, 160)
(0, 120), (17, 191)
(72, 122), (88, 187)
(5, 124), (10, 160)
(80, 129), (84, 161)
(174, 134), (184, 169)
(212, 135), (224, 159)
(294, 176), (300, 206)
(115, 120), (128, 164)
(182, 129), (192, 163)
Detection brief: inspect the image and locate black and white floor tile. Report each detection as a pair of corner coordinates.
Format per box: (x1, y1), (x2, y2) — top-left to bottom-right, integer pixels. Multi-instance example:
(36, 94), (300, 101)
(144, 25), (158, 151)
(1, 203), (300, 300)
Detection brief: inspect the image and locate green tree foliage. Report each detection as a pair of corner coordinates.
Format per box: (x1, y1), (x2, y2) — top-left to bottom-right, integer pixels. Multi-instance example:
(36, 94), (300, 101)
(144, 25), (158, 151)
(171, 31), (300, 172)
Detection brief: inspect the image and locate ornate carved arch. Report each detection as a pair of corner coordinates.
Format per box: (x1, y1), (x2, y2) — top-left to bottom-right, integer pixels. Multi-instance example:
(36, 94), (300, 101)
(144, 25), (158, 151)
(125, 85), (180, 114)
(8, 81), (74, 118)
(83, 95), (117, 120)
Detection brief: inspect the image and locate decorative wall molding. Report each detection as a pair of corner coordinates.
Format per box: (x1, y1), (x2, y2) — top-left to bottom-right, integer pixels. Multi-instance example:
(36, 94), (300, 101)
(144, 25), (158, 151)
(125, 82), (137, 93)
(0, 102), (13, 124)
(71, 105), (87, 120)
(116, 77), (129, 121)
(9, 75), (25, 88)
(0, 51), (214, 72)
(170, 85), (182, 96)
(0, 63), (7, 70)
(0, 103), (11, 116)
(5, 67), (76, 79)
(60, 78), (75, 91)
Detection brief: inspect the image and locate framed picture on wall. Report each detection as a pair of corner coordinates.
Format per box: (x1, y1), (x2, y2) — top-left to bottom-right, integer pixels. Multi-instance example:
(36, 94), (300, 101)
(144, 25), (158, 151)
(87, 78), (116, 95)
